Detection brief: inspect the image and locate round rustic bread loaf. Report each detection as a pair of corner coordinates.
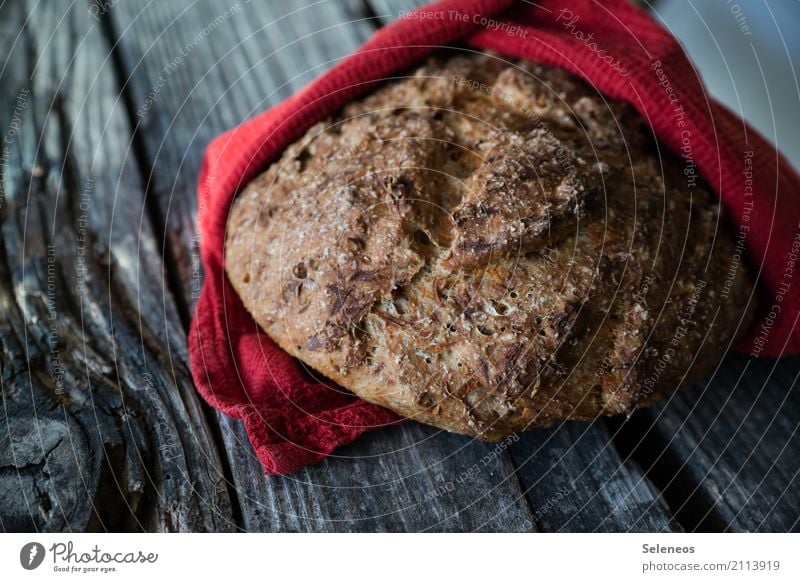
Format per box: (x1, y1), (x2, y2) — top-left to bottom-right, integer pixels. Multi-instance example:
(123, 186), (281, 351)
(224, 52), (754, 440)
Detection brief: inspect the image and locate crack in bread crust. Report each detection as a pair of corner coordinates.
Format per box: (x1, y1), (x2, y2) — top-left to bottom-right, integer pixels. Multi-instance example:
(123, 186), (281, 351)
(224, 52), (755, 440)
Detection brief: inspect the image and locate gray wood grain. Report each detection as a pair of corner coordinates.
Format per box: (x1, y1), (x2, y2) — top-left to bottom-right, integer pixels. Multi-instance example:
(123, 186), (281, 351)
(0, 0), (233, 532)
(616, 355), (800, 532)
(108, 0), (677, 531)
(511, 423), (678, 532)
(224, 418), (535, 532)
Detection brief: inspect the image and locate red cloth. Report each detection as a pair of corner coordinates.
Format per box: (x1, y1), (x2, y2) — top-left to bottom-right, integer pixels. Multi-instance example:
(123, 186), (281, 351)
(189, 0), (800, 475)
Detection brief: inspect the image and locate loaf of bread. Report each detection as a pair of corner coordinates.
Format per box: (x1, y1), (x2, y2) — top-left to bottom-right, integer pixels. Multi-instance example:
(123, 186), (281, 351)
(225, 52), (754, 440)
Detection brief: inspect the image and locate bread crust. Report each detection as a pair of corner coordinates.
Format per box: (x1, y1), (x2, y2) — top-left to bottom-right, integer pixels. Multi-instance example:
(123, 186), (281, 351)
(224, 52), (754, 440)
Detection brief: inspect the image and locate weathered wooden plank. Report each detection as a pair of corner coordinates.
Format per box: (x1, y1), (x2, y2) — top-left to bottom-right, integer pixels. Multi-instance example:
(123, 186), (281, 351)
(511, 423), (678, 532)
(616, 355), (800, 532)
(0, 0), (233, 531)
(109, 0), (680, 531)
(230, 420), (537, 532)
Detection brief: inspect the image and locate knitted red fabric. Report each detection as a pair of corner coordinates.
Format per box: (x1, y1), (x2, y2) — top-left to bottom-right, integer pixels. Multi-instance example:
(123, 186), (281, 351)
(188, 0), (800, 475)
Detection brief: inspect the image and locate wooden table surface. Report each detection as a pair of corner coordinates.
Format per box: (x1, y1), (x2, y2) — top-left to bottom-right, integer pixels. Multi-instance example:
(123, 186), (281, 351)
(1, 0), (798, 532)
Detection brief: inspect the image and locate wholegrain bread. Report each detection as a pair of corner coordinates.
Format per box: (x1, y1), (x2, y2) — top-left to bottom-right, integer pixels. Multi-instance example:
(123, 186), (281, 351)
(224, 52), (754, 440)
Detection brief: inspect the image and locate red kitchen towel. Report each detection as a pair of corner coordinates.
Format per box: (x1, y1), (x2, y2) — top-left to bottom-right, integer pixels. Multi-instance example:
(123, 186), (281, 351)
(188, 0), (800, 475)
